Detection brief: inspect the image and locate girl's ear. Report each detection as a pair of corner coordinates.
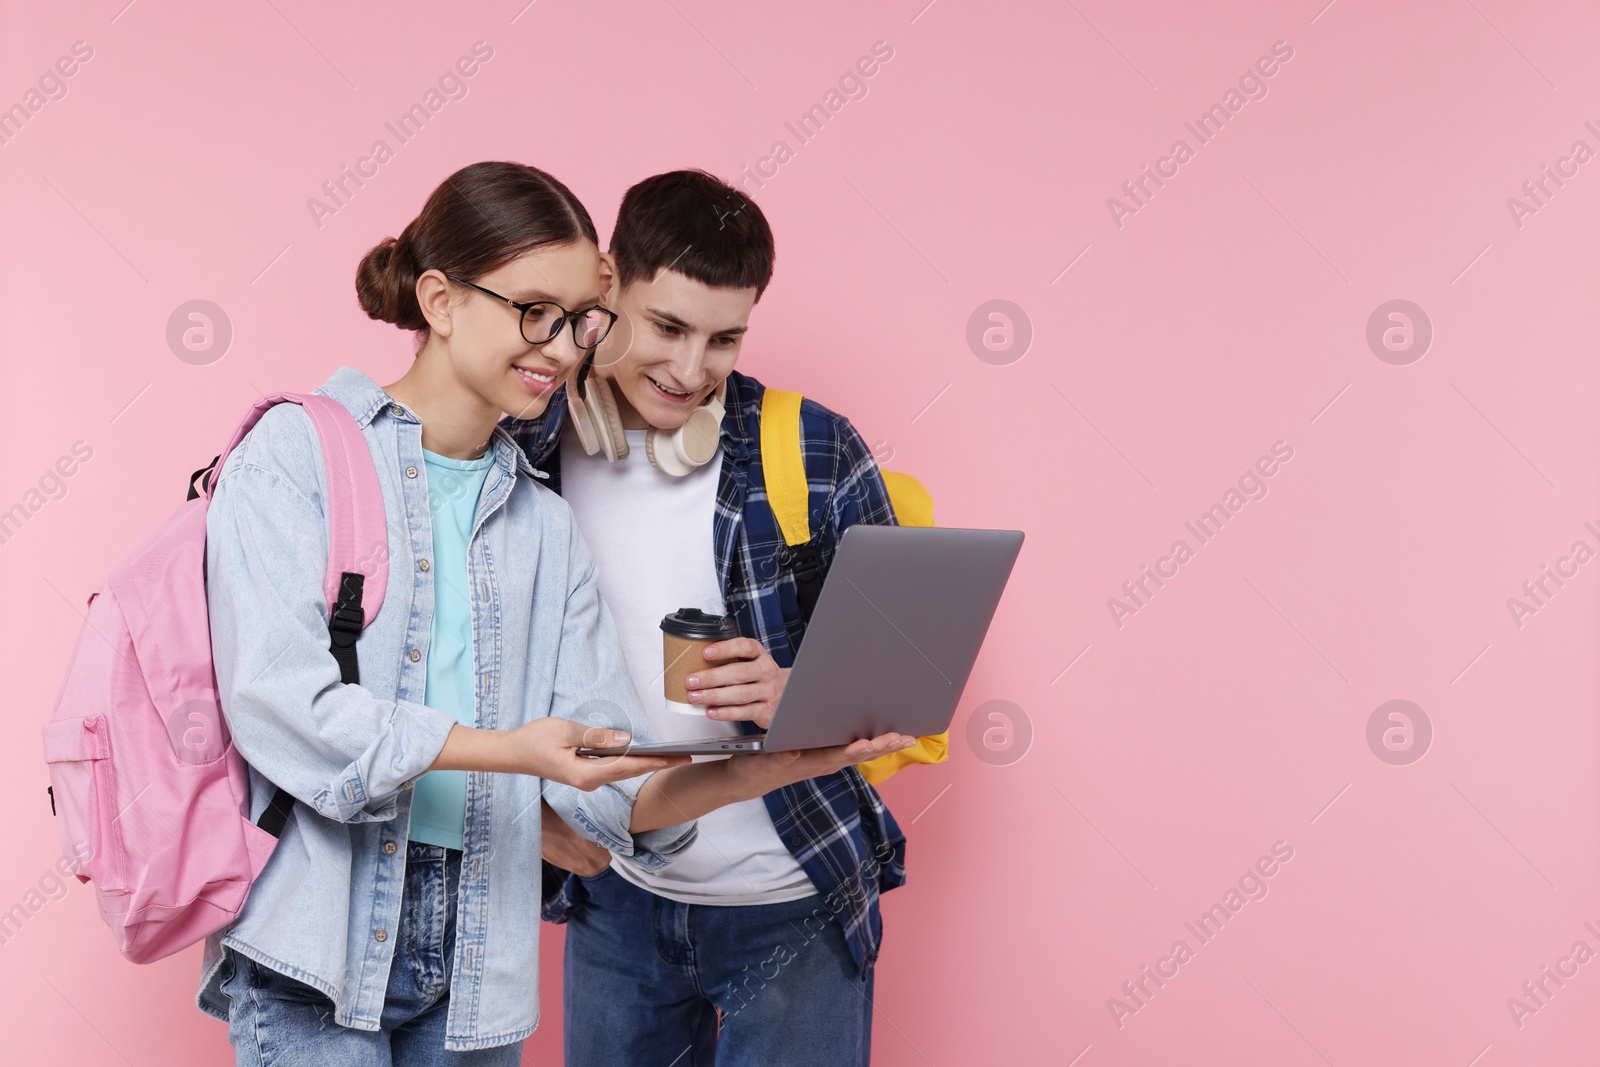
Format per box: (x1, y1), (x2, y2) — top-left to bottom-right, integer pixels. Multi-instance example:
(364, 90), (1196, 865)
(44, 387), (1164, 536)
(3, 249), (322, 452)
(416, 269), (456, 339)
(598, 252), (620, 307)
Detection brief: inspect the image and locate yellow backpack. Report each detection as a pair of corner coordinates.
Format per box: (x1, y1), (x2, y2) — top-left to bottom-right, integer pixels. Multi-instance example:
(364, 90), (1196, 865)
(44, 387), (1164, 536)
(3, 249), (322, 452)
(758, 388), (949, 786)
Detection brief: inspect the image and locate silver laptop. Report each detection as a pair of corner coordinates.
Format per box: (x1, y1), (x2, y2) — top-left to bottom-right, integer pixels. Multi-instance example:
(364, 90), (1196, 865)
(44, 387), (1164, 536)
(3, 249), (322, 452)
(577, 525), (1024, 757)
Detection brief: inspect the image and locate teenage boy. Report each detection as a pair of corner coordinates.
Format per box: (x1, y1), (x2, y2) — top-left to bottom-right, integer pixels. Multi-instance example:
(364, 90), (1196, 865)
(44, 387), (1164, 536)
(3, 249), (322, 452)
(504, 170), (921, 1066)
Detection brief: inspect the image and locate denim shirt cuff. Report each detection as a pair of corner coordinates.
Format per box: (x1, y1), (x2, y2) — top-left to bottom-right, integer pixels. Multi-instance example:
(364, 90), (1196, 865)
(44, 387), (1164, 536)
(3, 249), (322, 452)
(316, 701), (458, 823)
(628, 821), (699, 869)
(546, 780), (697, 871)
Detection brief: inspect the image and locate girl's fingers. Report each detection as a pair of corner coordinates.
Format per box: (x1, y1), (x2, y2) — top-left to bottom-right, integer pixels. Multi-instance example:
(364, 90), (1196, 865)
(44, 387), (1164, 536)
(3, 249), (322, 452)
(584, 754), (687, 780)
(577, 725), (633, 750)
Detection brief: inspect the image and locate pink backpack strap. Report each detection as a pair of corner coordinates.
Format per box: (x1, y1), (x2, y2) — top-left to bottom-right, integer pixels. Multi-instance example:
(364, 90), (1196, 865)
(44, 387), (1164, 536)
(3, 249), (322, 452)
(207, 392), (388, 627)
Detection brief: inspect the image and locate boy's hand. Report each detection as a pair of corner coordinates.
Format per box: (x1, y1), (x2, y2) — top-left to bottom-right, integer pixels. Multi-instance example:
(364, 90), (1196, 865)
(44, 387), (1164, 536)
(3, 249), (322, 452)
(539, 801), (612, 876)
(725, 732), (918, 795)
(625, 733), (919, 834)
(684, 636), (789, 728)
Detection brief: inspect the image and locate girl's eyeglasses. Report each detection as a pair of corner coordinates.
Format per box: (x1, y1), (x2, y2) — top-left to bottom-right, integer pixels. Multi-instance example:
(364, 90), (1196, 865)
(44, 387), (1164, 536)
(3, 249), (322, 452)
(444, 274), (618, 350)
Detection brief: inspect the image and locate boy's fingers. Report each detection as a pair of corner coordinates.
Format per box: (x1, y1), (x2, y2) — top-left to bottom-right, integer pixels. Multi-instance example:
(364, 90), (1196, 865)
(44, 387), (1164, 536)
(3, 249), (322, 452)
(703, 636), (763, 662)
(840, 734), (916, 763)
(695, 682), (764, 708)
(705, 702), (763, 722)
(685, 661), (762, 690)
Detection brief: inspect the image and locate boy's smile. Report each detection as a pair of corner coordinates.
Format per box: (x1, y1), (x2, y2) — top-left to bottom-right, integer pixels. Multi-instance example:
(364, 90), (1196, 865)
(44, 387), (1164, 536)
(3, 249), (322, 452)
(596, 267), (757, 431)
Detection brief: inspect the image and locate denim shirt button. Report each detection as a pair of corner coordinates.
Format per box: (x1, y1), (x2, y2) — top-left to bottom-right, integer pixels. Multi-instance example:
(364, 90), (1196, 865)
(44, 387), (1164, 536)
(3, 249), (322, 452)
(409, 649), (421, 663)
(418, 559), (430, 572)
(405, 465), (418, 478)
(383, 841), (397, 854)
(374, 929), (388, 942)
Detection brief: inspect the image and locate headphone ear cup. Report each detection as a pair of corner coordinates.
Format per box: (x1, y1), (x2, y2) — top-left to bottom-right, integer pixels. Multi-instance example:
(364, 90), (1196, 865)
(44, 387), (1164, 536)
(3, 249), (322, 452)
(574, 376), (629, 462)
(645, 402), (722, 476)
(645, 427), (689, 476)
(643, 428), (671, 475)
(589, 375), (629, 461)
(678, 406), (722, 466)
(568, 387), (603, 457)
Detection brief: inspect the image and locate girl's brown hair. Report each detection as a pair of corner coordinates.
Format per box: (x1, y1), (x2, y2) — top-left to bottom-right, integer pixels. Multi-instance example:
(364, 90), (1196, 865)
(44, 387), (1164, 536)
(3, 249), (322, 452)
(356, 161), (598, 333)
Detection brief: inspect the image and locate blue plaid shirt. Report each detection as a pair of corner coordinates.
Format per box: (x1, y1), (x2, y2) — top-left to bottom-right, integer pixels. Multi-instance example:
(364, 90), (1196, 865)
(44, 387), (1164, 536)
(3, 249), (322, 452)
(503, 368), (907, 973)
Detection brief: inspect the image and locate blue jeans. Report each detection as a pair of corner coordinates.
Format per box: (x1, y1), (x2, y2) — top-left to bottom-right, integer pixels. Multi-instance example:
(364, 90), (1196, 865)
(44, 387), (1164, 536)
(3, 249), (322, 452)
(219, 843), (523, 1066)
(563, 867), (875, 1067)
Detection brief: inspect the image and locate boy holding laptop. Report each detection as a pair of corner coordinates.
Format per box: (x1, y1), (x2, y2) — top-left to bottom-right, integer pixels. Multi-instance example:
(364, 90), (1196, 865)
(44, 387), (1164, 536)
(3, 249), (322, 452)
(505, 170), (927, 1066)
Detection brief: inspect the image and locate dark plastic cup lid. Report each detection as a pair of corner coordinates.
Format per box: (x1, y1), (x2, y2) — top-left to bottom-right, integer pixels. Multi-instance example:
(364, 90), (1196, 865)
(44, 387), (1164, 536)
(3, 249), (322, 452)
(660, 608), (740, 641)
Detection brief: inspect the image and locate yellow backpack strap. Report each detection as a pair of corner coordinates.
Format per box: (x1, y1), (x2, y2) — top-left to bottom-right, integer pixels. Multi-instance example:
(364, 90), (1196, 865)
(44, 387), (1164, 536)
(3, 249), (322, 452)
(759, 388), (812, 547)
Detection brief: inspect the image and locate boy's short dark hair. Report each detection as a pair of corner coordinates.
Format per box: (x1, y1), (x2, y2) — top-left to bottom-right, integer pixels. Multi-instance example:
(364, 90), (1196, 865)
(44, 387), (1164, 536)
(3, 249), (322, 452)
(611, 170), (775, 299)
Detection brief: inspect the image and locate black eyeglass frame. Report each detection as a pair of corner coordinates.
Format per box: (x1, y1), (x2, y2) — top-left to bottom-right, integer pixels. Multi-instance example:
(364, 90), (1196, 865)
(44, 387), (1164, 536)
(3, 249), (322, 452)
(442, 274), (618, 350)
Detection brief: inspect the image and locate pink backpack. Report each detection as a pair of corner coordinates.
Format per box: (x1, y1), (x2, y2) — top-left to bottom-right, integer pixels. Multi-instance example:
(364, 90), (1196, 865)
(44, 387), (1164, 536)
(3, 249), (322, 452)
(40, 393), (389, 964)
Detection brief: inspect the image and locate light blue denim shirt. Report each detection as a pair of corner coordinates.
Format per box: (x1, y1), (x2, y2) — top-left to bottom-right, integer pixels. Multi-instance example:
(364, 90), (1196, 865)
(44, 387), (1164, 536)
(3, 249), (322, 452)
(195, 367), (694, 1051)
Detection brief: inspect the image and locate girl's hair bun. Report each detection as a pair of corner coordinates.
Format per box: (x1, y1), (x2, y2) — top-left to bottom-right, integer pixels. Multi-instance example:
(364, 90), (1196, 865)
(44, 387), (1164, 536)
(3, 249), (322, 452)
(355, 229), (425, 330)
(355, 162), (600, 337)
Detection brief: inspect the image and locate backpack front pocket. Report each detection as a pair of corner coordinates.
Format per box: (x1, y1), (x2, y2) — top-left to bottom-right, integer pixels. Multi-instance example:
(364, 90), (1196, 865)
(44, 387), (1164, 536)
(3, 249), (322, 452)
(41, 714), (127, 892)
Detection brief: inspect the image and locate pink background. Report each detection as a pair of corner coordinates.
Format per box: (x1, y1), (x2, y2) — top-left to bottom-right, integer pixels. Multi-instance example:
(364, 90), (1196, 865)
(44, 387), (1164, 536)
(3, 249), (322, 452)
(4, 0), (1599, 1063)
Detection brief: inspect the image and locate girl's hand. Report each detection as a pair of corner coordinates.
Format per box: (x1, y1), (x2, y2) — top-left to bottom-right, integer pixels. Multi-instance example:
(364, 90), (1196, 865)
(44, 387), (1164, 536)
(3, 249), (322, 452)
(683, 636), (789, 729)
(506, 718), (689, 790)
(539, 800), (612, 876)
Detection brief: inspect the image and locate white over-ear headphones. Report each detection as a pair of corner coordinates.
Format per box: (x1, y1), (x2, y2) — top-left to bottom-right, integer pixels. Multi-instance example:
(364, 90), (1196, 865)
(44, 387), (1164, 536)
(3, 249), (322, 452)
(567, 353), (726, 476)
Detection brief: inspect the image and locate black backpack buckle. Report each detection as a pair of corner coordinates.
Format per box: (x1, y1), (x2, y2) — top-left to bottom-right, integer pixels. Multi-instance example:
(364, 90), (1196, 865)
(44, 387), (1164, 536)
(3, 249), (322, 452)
(328, 574), (365, 643)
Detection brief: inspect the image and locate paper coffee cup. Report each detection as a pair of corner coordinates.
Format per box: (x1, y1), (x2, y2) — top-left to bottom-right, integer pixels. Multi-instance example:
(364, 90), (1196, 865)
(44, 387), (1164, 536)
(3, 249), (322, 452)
(661, 608), (741, 716)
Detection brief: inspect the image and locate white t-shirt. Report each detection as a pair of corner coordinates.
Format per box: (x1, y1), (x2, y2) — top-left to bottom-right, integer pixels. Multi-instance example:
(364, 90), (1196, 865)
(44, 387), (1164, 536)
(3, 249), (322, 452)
(558, 422), (815, 905)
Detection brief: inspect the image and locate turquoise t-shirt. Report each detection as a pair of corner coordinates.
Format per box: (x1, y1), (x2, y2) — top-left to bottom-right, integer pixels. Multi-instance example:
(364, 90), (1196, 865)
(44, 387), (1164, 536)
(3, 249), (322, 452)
(407, 447), (496, 851)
